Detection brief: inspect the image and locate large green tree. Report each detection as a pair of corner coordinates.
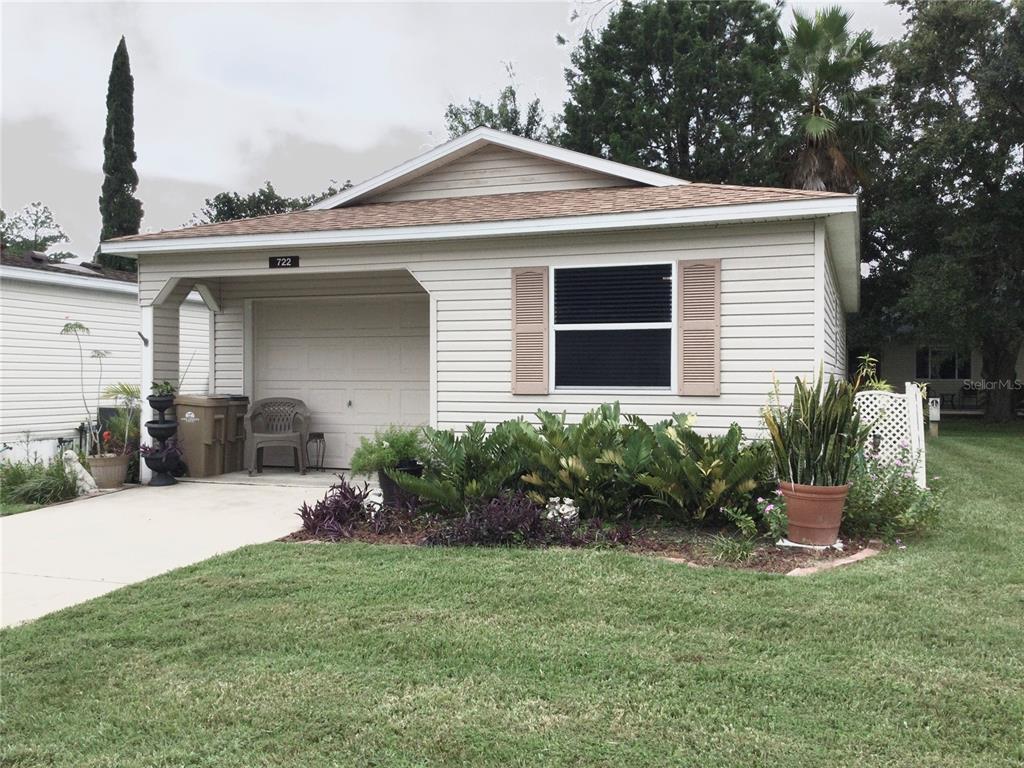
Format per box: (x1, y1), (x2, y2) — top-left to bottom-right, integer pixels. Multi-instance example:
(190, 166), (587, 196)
(445, 64), (559, 141)
(560, 0), (792, 185)
(873, 0), (1023, 421)
(783, 7), (884, 192)
(191, 180), (349, 225)
(97, 36), (143, 272)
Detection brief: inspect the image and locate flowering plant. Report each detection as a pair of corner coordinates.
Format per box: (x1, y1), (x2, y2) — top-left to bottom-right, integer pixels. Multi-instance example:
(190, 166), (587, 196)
(544, 497), (579, 524)
(842, 444), (939, 540)
(755, 492), (788, 541)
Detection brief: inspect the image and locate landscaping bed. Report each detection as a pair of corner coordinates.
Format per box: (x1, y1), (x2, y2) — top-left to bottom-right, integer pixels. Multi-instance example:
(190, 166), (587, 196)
(281, 518), (882, 574)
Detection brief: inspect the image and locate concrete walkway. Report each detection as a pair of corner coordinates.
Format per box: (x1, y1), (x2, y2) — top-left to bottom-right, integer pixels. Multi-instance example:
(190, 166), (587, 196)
(1, 479), (331, 627)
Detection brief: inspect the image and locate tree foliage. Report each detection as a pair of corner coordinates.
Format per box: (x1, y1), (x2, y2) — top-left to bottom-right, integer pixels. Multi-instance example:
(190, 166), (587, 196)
(97, 36), (142, 272)
(784, 6), (884, 192)
(0, 203), (73, 261)
(560, 0), (793, 185)
(445, 64), (559, 141)
(870, 0), (1024, 421)
(191, 180), (350, 225)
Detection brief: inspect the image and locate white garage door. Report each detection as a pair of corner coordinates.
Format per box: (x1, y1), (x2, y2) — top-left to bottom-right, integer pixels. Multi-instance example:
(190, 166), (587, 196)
(254, 295), (429, 468)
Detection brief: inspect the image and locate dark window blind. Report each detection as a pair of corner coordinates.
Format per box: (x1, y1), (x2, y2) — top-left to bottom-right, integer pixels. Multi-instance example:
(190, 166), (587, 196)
(554, 264), (672, 324)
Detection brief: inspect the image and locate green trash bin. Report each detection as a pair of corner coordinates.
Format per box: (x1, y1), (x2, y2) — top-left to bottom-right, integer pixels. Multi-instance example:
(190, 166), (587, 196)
(175, 395), (231, 477)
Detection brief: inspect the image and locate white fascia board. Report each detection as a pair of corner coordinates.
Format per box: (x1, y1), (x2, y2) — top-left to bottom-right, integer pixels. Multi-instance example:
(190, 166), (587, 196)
(309, 127), (688, 210)
(0, 265), (138, 294)
(101, 196), (858, 257)
(824, 206), (861, 312)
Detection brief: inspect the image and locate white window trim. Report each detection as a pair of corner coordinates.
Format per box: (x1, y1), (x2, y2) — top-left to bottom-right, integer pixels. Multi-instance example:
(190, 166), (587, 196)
(549, 261), (677, 393)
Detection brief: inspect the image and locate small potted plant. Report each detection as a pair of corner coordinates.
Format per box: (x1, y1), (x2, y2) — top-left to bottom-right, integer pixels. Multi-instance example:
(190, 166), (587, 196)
(350, 426), (424, 509)
(762, 371), (873, 546)
(148, 380), (177, 416)
(88, 382), (142, 488)
(140, 438), (183, 486)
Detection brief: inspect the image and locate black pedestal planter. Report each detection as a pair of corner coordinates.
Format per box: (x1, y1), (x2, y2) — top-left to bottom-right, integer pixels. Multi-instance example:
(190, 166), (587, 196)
(144, 454), (178, 486)
(379, 460), (423, 509)
(144, 396), (179, 486)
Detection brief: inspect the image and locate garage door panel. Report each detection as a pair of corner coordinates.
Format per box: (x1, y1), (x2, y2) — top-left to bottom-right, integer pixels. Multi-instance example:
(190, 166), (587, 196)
(254, 295), (429, 468)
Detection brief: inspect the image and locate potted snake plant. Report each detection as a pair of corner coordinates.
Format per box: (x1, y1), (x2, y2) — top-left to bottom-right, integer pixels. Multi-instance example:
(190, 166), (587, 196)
(762, 370), (873, 546)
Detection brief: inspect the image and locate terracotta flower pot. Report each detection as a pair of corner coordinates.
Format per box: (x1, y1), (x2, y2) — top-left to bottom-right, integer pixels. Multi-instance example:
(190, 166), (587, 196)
(89, 454), (130, 489)
(779, 481), (851, 546)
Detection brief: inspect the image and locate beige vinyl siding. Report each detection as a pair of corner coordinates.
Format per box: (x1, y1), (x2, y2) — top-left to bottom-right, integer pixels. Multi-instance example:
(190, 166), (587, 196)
(366, 145), (635, 203)
(0, 276), (210, 448)
(140, 221), (818, 436)
(823, 247), (847, 378)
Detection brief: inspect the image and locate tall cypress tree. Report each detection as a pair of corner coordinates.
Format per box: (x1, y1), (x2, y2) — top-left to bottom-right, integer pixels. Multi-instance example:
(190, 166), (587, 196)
(96, 36), (142, 271)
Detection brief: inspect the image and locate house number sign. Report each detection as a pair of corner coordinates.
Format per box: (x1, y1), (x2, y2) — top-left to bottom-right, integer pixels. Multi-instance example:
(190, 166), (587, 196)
(269, 256), (300, 269)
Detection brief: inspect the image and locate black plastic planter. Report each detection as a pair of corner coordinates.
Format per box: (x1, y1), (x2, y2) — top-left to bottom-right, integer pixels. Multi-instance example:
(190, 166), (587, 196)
(379, 460), (422, 510)
(147, 394), (175, 416)
(144, 454), (177, 486)
(144, 395), (179, 486)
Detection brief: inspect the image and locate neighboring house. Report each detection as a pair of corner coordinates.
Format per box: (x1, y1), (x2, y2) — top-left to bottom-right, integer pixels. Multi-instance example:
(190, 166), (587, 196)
(100, 128), (860, 472)
(875, 341), (1024, 414)
(0, 251), (211, 461)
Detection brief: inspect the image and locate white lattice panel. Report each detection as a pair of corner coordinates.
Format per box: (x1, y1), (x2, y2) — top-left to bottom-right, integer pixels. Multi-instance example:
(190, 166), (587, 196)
(855, 383), (927, 488)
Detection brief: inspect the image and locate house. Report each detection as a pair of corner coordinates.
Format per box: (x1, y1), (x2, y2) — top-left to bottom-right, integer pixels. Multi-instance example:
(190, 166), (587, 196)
(874, 341), (1024, 415)
(99, 127), (860, 474)
(0, 250), (211, 461)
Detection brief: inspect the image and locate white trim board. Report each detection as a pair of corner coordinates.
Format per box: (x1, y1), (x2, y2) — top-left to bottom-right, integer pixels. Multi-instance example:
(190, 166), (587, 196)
(310, 127), (688, 210)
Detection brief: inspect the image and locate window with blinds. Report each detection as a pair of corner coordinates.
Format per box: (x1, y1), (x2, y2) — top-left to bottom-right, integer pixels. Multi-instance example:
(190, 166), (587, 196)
(553, 264), (672, 388)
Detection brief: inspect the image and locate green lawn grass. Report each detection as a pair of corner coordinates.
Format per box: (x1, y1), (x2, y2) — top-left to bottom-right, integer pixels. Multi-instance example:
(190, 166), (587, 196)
(0, 502), (37, 517)
(3, 422), (1022, 767)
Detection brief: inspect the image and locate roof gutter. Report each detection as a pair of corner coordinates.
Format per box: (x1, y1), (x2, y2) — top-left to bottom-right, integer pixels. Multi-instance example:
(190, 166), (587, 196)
(101, 196), (859, 257)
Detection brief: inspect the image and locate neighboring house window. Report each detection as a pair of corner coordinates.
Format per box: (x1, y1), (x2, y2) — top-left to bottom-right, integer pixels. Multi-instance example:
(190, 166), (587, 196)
(915, 346), (971, 379)
(553, 264), (672, 388)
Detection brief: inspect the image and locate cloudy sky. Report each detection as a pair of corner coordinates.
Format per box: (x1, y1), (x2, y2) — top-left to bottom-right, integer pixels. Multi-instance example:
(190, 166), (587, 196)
(1, 1), (905, 257)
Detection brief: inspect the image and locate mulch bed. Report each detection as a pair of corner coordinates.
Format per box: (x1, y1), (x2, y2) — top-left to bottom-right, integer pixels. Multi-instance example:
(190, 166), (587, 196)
(279, 523), (884, 574)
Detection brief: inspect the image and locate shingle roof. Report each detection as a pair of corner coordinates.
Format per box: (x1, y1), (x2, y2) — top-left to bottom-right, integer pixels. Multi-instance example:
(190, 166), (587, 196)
(0, 249), (137, 282)
(107, 183), (852, 244)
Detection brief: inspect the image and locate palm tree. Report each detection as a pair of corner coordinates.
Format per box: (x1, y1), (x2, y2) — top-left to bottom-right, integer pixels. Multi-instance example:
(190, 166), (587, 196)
(785, 7), (883, 192)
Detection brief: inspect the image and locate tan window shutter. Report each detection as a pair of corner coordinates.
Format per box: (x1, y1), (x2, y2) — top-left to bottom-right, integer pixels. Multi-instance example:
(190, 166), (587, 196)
(511, 266), (548, 394)
(678, 259), (721, 396)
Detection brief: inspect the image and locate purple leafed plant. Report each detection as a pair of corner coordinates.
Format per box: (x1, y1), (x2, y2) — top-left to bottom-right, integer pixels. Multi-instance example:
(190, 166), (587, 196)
(298, 476), (371, 540)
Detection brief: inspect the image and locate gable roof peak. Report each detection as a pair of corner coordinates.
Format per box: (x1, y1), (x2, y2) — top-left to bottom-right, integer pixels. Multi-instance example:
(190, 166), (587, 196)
(309, 127), (689, 210)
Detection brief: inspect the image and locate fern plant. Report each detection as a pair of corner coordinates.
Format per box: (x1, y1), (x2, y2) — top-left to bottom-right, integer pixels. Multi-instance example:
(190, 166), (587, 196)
(390, 421), (527, 517)
(638, 418), (771, 522)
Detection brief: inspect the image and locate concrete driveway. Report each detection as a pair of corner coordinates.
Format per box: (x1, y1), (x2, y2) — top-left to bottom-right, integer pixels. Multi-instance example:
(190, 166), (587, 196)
(1, 479), (330, 627)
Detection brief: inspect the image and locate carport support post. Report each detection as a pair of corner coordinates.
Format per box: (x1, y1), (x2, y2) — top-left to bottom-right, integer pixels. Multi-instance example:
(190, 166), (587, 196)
(139, 299), (182, 483)
(140, 304), (154, 482)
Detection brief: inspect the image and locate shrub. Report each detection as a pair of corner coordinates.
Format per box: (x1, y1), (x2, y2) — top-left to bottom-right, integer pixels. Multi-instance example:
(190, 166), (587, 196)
(517, 403), (653, 519)
(762, 370), (873, 486)
(391, 421), (528, 517)
(350, 426), (424, 474)
(424, 491), (634, 548)
(639, 419), (772, 523)
(0, 457), (78, 507)
(842, 448), (940, 540)
(297, 476), (372, 540)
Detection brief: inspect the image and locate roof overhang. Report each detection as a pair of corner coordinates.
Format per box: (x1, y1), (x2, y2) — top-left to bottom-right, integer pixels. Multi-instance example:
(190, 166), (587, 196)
(310, 127), (688, 209)
(101, 198), (861, 310)
(0, 264), (138, 294)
